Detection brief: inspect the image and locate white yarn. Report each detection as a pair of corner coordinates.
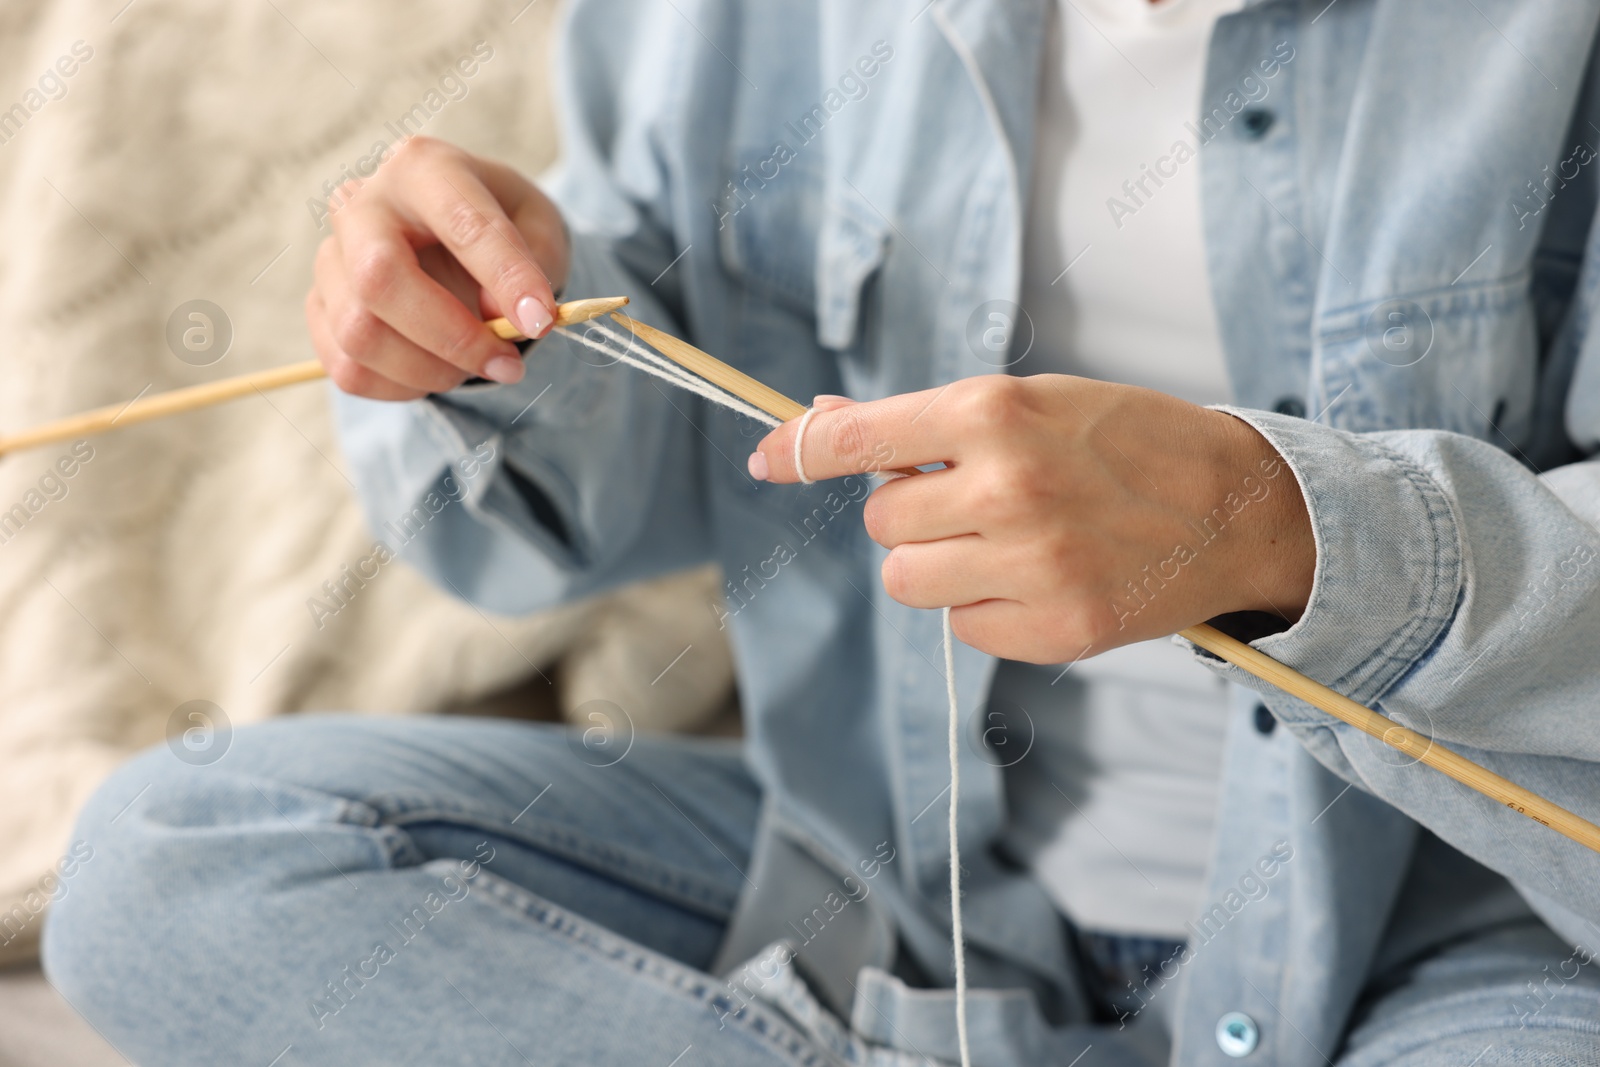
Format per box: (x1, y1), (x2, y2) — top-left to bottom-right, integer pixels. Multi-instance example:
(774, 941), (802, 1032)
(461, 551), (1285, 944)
(548, 322), (970, 1065)
(793, 407), (818, 485)
(574, 321), (718, 399)
(551, 323), (782, 429)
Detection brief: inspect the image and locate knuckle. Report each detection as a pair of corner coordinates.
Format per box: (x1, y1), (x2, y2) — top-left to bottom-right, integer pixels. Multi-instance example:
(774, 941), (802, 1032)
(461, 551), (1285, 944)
(428, 367), (469, 393)
(443, 198), (494, 249)
(392, 134), (448, 169)
(971, 462), (1033, 520)
(327, 357), (373, 395)
(825, 410), (872, 464)
(349, 248), (401, 305)
(490, 251), (542, 297)
(948, 609), (981, 649)
(880, 551), (914, 603)
(313, 235), (337, 276)
(1043, 534), (1078, 577)
(958, 376), (1022, 432)
(861, 493), (894, 545)
(1033, 537), (1078, 594)
(333, 309), (382, 356)
(1058, 602), (1109, 656)
(438, 322), (491, 370)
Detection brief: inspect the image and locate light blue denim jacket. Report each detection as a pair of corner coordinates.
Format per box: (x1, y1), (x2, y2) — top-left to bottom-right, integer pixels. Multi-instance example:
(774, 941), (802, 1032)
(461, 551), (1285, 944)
(334, 1), (1600, 1063)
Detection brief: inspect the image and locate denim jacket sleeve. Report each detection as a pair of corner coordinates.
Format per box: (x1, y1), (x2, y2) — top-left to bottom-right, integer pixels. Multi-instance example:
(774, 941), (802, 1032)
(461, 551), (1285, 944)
(331, 3), (709, 616)
(1196, 405), (1600, 935)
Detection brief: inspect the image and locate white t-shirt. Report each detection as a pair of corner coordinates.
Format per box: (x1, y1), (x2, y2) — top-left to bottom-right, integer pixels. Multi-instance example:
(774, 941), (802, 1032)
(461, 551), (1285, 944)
(997, 0), (1244, 939)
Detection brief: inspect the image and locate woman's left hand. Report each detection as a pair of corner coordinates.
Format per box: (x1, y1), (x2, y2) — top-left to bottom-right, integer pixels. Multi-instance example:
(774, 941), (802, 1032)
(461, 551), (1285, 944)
(748, 375), (1316, 664)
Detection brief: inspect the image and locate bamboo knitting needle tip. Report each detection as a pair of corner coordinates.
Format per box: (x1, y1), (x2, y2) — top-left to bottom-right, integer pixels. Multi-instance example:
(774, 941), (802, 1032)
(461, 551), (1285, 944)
(485, 295), (631, 341)
(0, 296), (632, 459)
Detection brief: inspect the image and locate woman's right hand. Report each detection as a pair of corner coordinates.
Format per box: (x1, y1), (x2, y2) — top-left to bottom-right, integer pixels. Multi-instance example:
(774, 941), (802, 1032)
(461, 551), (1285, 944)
(306, 136), (571, 401)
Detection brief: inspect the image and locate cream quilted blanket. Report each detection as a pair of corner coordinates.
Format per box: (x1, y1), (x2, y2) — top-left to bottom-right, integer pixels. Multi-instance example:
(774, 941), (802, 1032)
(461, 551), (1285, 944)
(0, 0), (733, 965)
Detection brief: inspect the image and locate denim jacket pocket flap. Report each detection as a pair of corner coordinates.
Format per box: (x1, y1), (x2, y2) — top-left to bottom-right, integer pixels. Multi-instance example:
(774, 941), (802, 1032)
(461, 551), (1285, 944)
(815, 199), (889, 351)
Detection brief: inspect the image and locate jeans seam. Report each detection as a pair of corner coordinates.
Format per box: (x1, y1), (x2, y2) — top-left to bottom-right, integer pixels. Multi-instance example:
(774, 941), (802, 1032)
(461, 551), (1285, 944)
(364, 793), (743, 921)
(466, 871), (845, 1067)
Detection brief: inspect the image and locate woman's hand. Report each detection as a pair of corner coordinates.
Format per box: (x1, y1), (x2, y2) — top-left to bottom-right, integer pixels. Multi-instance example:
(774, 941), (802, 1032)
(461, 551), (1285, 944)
(748, 376), (1316, 664)
(306, 137), (570, 401)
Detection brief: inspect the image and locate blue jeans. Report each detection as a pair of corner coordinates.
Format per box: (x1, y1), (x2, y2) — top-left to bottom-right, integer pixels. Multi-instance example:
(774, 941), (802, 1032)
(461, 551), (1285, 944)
(44, 715), (1600, 1066)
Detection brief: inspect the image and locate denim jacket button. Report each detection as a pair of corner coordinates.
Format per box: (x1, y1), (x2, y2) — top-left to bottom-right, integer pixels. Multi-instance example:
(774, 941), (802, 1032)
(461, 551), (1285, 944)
(1240, 108), (1274, 139)
(1216, 1012), (1260, 1057)
(1272, 396), (1307, 418)
(1253, 703), (1277, 736)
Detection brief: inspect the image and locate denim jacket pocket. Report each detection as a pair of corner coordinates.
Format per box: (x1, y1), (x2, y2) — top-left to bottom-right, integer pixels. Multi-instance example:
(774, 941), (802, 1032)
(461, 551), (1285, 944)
(815, 196), (889, 352)
(1311, 274), (1535, 439)
(716, 149), (823, 319)
(717, 147), (889, 354)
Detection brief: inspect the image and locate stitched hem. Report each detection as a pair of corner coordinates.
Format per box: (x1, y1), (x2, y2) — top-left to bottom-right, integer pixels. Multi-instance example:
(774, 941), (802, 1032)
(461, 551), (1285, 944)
(360, 791), (742, 921)
(1201, 409), (1464, 713)
(464, 869), (849, 1067)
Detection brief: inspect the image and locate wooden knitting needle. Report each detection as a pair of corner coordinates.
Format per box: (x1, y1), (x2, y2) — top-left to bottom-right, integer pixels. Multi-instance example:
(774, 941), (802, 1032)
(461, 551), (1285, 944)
(598, 320), (1600, 855)
(610, 312), (808, 421)
(0, 296), (630, 459)
(1179, 623), (1600, 852)
(10, 294), (1598, 855)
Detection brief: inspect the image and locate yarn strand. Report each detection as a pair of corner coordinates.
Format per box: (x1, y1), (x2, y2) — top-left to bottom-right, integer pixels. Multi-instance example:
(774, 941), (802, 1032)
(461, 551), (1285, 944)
(551, 323), (781, 428)
(549, 323), (970, 1065)
(793, 407), (819, 485)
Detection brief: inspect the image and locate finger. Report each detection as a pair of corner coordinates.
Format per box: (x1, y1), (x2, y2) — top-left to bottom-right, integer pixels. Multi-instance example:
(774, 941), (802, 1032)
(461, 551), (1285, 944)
(317, 239), (474, 395)
(393, 148), (558, 339)
(478, 157), (571, 296)
(754, 386), (964, 484)
(334, 199), (527, 385)
(809, 394), (856, 413)
(306, 290), (428, 402)
(948, 600), (1096, 664)
(861, 467), (975, 548)
(880, 535), (1023, 609)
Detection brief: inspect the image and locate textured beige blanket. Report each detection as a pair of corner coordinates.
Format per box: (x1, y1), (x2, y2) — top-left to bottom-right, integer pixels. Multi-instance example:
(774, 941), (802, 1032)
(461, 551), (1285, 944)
(0, 0), (732, 965)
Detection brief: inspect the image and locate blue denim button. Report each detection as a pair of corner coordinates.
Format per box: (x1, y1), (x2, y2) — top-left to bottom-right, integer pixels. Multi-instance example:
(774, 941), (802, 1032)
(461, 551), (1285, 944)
(1240, 108), (1274, 138)
(1216, 1012), (1259, 1057)
(1253, 703), (1277, 736)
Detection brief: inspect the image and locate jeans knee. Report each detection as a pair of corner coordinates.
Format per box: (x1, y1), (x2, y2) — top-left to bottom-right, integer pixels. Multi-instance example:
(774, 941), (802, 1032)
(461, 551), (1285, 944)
(40, 746), (175, 1015)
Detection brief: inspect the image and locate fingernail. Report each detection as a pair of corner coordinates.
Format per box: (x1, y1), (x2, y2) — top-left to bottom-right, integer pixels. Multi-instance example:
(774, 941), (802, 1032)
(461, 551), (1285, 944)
(747, 451), (769, 481)
(483, 355), (525, 385)
(516, 296), (554, 339)
(813, 394), (852, 406)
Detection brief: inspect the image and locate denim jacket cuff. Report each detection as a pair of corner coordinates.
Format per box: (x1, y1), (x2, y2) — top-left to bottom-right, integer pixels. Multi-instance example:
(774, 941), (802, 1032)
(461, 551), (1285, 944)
(416, 233), (643, 568)
(1192, 408), (1465, 717)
